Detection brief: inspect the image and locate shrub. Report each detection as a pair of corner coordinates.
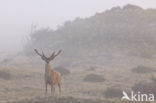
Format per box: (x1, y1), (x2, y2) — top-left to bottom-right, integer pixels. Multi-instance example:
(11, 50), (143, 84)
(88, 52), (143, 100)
(131, 65), (156, 74)
(132, 81), (156, 96)
(87, 66), (96, 71)
(151, 75), (156, 83)
(54, 67), (70, 76)
(83, 74), (105, 82)
(0, 70), (11, 80)
(140, 52), (153, 59)
(103, 87), (122, 98)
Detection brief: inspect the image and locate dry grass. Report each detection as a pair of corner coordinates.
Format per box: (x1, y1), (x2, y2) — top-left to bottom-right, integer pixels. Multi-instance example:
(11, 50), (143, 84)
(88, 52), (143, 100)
(11, 96), (106, 103)
(0, 62), (156, 103)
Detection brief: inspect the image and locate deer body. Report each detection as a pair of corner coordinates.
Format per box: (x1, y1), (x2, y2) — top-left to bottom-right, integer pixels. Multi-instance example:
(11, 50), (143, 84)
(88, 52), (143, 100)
(45, 63), (61, 86)
(34, 49), (62, 95)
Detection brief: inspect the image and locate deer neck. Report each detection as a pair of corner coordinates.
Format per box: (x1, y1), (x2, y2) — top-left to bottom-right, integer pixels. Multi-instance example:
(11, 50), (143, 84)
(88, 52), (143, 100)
(45, 62), (54, 75)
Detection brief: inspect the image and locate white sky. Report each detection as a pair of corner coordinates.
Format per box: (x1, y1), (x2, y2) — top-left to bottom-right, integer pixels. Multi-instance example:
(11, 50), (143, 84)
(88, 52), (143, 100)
(0, 0), (156, 53)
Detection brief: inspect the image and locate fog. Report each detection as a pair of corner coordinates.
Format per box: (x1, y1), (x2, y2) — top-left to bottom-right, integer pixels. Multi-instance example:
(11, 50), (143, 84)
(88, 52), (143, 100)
(1, 1), (156, 102)
(0, 0), (156, 54)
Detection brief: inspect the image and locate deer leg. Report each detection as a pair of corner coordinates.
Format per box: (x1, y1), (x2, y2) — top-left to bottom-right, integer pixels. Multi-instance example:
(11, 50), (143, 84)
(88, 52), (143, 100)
(51, 84), (53, 95)
(53, 87), (55, 96)
(51, 83), (55, 95)
(58, 83), (61, 93)
(53, 86), (55, 93)
(45, 83), (47, 95)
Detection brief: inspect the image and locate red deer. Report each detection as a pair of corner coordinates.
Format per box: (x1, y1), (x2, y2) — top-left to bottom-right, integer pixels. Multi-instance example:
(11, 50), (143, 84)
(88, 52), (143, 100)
(34, 49), (62, 95)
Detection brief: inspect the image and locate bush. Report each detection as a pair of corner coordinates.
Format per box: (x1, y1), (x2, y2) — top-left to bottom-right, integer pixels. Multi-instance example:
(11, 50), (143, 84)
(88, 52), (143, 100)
(0, 70), (11, 80)
(54, 67), (70, 76)
(103, 87), (122, 98)
(132, 81), (156, 96)
(151, 75), (156, 83)
(131, 65), (156, 74)
(140, 52), (153, 59)
(83, 74), (105, 82)
(87, 66), (96, 71)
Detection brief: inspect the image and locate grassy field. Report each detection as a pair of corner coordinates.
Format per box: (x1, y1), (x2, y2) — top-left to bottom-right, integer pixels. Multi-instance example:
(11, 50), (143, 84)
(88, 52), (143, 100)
(0, 62), (156, 103)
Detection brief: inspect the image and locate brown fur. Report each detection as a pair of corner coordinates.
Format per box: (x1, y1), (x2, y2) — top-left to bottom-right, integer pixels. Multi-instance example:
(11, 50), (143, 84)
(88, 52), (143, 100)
(48, 67), (61, 85)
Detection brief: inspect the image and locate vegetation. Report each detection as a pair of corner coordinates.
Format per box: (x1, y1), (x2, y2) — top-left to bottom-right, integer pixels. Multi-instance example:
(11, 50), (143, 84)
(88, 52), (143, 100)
(11, 96), (105, 103)
(87, 66), (97, 71)
(1, 4), (156, 103)
(132, 81), (156, 96)
(21, 4), (156, 68)
(131, 65), (156, 74)
(151, 75), (156, 82)
(0, 70), (11, 80)
(103, 87), (122, 98)
(83, 74), (105, 82)
(54, 67), (70, 76)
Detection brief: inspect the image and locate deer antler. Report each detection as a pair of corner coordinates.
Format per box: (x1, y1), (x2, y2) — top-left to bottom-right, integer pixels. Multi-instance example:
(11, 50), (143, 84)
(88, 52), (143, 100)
(34, 49), (43, 56)
(55, 50), (62, 56)
(49, 51), (55, 58)
(42, 51), (46, 57)
(49, 50), (62, 60)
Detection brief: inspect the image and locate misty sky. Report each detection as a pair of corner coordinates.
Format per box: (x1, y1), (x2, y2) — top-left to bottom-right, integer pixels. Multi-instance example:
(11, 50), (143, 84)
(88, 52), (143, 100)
(0, 0), (156, 54)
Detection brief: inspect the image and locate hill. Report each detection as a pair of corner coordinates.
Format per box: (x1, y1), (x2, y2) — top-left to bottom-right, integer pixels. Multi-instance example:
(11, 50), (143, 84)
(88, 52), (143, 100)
(16, 4), (156, 68)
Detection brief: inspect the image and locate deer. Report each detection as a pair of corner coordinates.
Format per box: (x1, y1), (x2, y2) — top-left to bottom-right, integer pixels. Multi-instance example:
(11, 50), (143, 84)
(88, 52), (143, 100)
(34, 49), (62, 95)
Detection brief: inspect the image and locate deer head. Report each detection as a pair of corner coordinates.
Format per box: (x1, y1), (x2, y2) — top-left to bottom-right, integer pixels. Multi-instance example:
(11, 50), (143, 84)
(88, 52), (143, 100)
(34, 49), (62, 63)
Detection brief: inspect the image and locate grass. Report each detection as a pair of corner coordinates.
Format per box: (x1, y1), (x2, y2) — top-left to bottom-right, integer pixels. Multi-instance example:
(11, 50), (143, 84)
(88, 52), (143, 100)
(0, 63), (155, 103)
(11, 96), (105, 103)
